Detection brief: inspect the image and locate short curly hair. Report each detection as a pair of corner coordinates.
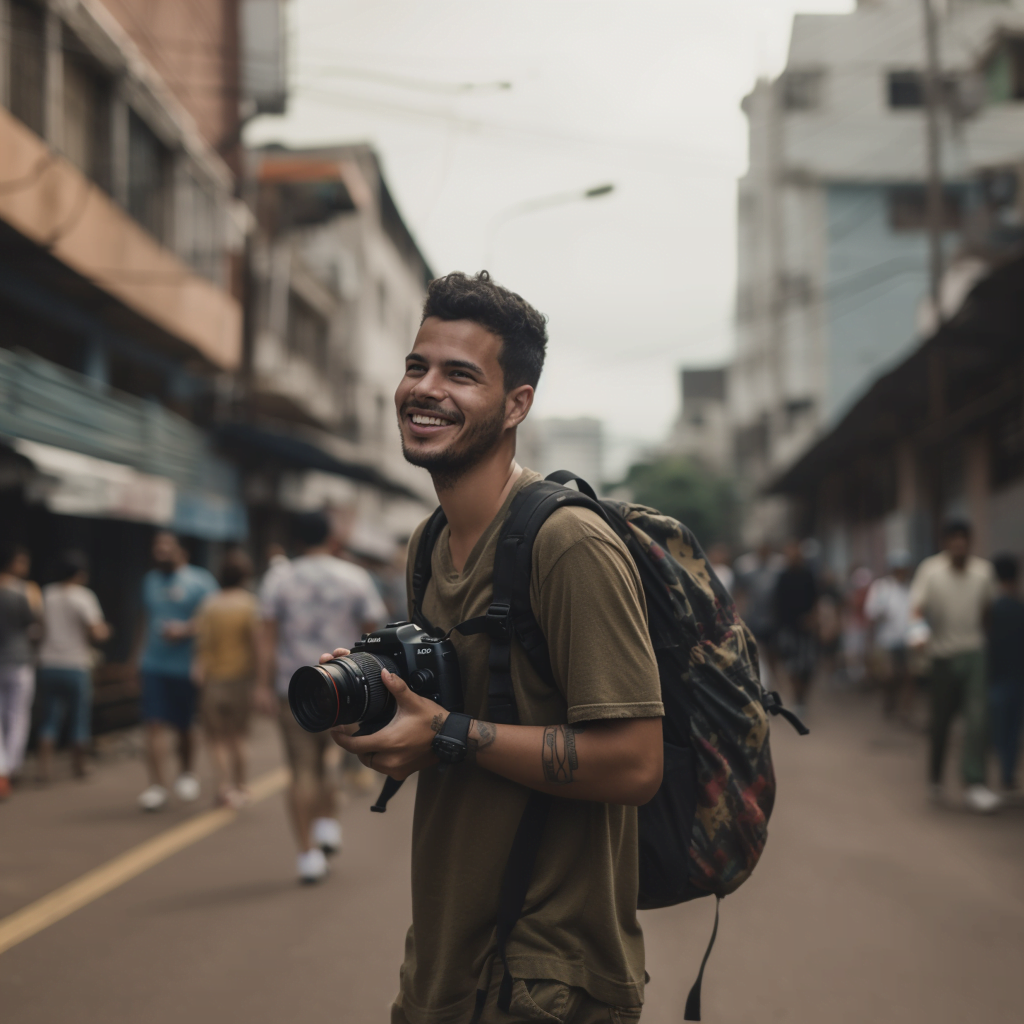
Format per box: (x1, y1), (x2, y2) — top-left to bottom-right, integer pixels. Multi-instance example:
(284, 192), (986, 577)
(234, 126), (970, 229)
(421, 271), (548, 391)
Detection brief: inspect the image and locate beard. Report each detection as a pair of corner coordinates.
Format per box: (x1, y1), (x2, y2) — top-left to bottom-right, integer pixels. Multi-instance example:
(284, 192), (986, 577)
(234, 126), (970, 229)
(399, 402), (507, 490)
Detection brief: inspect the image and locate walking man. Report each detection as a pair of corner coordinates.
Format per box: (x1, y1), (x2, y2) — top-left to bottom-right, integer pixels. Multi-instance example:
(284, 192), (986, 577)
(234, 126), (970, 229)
(864, 551), (914, 721)
(135, 531), (217, 811)
(255, 512), (386, 883)
(0, 543), (42, 797)
(327, 271), (663, 1023)
(910, 520), (998, 812)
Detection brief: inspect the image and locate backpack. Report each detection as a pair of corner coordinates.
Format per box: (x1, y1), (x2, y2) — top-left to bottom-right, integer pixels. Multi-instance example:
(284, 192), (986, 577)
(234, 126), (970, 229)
(381, 471), (808, 1021)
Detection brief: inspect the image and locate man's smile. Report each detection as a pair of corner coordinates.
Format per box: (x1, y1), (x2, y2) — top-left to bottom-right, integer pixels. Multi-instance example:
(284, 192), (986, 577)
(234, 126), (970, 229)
(404, 405), (460, 439)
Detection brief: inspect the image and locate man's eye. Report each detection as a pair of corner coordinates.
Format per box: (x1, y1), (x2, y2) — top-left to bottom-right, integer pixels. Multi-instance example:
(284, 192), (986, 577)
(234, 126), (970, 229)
(406, 365), (425, 375)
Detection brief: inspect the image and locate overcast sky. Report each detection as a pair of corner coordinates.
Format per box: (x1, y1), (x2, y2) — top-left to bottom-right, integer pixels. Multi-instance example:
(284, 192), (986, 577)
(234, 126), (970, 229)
(248, 0), (854, 478)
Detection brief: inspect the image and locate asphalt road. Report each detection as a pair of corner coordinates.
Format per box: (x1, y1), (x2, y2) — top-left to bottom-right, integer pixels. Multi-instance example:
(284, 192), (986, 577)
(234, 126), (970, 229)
(2, 688), (1023, 1024)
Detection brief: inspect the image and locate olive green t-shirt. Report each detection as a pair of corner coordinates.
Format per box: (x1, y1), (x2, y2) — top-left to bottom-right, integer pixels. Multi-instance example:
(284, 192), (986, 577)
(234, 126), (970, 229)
(395, 470), (663, 1024)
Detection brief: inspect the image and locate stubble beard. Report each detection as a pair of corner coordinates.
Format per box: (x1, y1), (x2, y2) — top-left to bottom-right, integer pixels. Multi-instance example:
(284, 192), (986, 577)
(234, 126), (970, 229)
(400, 404), (507, 491)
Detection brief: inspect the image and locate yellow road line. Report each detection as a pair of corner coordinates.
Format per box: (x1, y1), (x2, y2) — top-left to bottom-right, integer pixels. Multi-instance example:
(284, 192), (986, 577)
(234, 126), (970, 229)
(0, 766), (289, 956)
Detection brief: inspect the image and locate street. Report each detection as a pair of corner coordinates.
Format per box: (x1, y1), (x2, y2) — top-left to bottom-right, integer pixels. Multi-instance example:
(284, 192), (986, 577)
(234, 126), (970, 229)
(2, 689), (1023, 1024)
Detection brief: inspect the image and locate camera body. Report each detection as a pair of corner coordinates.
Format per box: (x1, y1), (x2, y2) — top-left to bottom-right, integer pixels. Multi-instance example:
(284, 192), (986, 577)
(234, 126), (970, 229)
(288, 622), (462, 735)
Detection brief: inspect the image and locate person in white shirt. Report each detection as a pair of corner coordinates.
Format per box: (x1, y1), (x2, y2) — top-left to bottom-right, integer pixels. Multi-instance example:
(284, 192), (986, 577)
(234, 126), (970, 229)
(909, 520), (997, 813)
(865, 551), (914, 720)
(37, 551), (110, 781)
(255, 512), (387, 884)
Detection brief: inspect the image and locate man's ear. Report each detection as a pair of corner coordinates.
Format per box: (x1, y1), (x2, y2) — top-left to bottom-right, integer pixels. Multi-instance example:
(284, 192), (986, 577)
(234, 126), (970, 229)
(505, 385), (534, 429)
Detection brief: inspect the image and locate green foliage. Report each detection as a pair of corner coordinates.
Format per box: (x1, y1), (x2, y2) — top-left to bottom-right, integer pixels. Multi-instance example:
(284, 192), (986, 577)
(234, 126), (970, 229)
(618, 456), (738, 545)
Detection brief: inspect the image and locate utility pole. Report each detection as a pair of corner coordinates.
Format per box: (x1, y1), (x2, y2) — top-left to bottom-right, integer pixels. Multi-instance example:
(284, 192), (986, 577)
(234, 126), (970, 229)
(921, 0), (945, 328)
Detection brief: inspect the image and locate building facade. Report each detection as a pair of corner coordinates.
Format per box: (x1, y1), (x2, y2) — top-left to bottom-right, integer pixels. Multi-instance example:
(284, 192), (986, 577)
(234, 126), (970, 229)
(731, 0), (1024, 541)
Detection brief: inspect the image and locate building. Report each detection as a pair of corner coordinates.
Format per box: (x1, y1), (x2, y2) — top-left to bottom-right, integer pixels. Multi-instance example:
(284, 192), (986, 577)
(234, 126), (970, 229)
(771, 253), (1024, 574)
(234, 143), (435, 557)
(520, 417), (604, 491)
(730, 0), (1024, 541)
(0, 0), (286, 729)
(666, 367), (731, 472)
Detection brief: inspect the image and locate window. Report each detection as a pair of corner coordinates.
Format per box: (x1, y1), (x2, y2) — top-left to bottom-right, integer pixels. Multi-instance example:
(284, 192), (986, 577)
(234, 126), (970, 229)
(782, 70), (824, 112)
(888, 186), (963, 232)
(288, 293), (329, 372)
(984, 36), (1024, 103)
(9, 0), (46, 136)
(888, 71), (923, 108)
(178, 170), (221, 283)
(62, 36), (111, 190)
(127, 111), (169, 242)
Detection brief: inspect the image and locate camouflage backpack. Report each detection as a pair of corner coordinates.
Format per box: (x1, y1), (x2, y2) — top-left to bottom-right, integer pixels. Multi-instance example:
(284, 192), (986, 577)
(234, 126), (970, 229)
(408, 471), (808, 1022)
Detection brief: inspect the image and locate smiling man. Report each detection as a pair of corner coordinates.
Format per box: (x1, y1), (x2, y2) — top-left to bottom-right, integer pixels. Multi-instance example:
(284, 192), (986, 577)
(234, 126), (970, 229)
(327, 271), (663, 1024)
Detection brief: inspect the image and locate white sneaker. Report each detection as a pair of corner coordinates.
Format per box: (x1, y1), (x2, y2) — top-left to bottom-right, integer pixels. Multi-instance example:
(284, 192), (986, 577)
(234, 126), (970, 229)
(173, 773), (201, 803)
(138, 784), (169, 812)
(312, 817), (342, 856)
(297, 847), (328, 884)
(965, 784), (1001, 814)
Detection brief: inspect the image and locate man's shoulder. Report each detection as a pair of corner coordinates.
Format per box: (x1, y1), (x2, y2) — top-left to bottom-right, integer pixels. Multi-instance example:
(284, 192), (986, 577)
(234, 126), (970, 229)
(533, 505), (627, 569)
(183, 564), (217, 589)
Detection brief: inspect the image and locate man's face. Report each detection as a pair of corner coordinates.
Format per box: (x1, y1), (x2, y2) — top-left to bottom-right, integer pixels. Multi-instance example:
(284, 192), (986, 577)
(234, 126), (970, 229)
(152, 532), (182, 573)
(945, 532), (970, 563)
(395, 317), (529, 487)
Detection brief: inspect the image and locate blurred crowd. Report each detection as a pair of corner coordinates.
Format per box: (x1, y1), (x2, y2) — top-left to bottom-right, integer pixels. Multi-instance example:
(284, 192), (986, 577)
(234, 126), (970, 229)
(0, 517), (407, 883)
(716, 521), (1023, 814)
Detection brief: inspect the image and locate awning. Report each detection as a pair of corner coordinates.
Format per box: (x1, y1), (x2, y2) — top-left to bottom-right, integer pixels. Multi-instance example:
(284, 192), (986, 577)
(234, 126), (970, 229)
(11, 437), (247, 541)
(216, 421), (423, 501)
(15, 438), (176, 524)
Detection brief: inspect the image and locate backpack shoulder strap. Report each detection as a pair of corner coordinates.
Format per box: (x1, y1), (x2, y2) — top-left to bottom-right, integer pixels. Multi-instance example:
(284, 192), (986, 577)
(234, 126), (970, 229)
(410, 505), (448, 633)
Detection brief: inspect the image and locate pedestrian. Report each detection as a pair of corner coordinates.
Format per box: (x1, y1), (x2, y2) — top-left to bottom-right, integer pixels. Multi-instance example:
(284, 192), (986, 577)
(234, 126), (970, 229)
(843, 565), (874, 685)
(987, 554), (1024, 795)
(772, 539), (819, 719)
(864, 551), (914, 721)
(193, 549), (260, 808)
(328, 271), (663, 1023)
(255, 510), (387, 883)
(36, 551), (110, 782)
(0, 543), (43, 798)
(707, 541), (735, 594)
(734, 541), (781, 687)
(909, 520), (999, 813)
(134, 531), (218, 812)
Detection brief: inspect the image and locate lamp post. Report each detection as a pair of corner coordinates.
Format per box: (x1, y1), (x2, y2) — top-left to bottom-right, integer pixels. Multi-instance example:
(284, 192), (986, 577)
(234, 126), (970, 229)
(483, 183), (615, 268)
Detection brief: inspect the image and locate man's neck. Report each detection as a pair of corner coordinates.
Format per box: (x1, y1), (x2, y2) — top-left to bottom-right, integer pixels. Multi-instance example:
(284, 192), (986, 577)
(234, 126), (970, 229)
(434, 440), (523, 572)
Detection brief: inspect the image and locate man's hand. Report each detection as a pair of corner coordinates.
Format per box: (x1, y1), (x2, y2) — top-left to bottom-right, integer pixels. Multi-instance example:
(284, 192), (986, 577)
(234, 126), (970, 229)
(327, 660), (442, 781)
(161, 619), (192, 642)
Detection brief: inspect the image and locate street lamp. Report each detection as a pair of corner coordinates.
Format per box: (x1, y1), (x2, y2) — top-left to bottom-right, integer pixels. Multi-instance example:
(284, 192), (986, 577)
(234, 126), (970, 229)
(483, 183), (615, 268)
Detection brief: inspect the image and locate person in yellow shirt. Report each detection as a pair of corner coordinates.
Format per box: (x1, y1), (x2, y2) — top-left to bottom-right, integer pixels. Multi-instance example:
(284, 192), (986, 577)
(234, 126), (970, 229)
(193, 549), (260, 808)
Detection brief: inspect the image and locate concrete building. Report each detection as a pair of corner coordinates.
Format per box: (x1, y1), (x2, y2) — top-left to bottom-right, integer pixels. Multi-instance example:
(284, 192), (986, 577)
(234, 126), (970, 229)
(0, 0), (285, 729)
(731, 0), (1024, 541)
(236, 143), (435, 554)
(666, 367), (731, 472)
(521, 417), (604, 491)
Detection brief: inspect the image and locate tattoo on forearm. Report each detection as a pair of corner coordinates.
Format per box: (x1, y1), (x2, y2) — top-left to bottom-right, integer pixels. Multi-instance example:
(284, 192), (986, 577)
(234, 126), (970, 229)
(430, 713), (444, 734)
(467, 720), (496, 760)
(542, 724), (580, 785)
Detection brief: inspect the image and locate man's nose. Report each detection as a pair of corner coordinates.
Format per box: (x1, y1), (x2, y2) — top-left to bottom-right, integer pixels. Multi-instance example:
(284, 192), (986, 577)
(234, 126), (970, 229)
(410, 368), (447, 400)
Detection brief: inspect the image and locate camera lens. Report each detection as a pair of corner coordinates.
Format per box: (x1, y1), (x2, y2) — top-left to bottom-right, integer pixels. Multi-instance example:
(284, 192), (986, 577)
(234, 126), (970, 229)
(288, 652), (399, 732)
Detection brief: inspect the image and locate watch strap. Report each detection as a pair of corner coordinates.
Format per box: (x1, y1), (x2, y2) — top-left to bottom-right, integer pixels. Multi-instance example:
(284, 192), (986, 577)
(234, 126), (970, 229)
(433, 711), (472, 762)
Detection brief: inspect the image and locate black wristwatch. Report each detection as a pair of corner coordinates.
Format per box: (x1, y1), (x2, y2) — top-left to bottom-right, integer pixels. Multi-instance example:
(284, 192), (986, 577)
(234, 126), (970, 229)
(431, 712), (472, 764)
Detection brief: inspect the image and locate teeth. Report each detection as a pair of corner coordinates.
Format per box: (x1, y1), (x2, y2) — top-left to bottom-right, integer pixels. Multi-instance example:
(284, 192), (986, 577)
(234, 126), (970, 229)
(411, 415), (450, 426)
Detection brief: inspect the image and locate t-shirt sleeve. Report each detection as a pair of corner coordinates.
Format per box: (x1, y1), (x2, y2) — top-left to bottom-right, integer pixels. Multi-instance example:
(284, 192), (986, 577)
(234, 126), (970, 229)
(78, 588), (104, 627)
(532, 517), (663, 724)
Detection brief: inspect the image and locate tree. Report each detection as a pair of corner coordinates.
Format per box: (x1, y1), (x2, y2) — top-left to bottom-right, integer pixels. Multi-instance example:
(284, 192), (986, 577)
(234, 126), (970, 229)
(618, 456), (738, 546)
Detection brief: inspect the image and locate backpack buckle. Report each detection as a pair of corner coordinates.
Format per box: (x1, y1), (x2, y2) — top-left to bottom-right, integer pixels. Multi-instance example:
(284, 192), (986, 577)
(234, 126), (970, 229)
(485, 602), (511, 638)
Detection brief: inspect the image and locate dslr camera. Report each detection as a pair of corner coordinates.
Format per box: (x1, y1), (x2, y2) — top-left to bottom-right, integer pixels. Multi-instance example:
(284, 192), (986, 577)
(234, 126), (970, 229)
(288, 622), (462, 735)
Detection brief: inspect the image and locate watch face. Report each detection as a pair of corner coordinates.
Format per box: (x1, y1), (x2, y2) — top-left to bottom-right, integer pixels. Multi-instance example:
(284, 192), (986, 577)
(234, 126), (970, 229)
(434, 738), (464, 763)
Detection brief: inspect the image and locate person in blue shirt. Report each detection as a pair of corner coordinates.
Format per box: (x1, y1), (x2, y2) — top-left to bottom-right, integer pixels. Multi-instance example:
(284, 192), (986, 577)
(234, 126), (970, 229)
(134, 531), (217, 811)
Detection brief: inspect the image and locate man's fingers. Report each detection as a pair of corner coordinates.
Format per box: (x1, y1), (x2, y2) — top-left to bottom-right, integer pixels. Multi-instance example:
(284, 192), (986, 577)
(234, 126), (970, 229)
(329, 729), (378, 755)
(381, 668), (411, 699)
(318, 648), (350, 664)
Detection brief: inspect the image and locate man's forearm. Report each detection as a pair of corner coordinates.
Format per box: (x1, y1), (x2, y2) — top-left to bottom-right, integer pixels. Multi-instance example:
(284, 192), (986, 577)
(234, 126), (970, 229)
(443, 716), (663, 806)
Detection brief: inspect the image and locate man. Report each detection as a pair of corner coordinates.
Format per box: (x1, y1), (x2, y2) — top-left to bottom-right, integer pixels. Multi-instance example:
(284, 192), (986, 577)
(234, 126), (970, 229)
(909, 520), (998, 812)
(0, 543), (43, 798)
(256, 512), (386, 884)
(772, 539), (818, 720)
(864, 551), (914, 721)
(987, 554), (1024, 795)
(326, 271), (663, 1024)
(135, 532), (217, 811)
(734, 541), (781, 686)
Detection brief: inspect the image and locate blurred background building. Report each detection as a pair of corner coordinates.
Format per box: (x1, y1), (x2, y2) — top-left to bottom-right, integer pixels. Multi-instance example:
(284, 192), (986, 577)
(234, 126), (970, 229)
(716, 0), (1024, 567)
(0, 0), (432, 731)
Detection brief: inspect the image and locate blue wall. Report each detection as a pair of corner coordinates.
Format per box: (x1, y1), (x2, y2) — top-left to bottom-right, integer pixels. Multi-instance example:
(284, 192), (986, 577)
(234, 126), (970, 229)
(823, 184), (947, 425)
